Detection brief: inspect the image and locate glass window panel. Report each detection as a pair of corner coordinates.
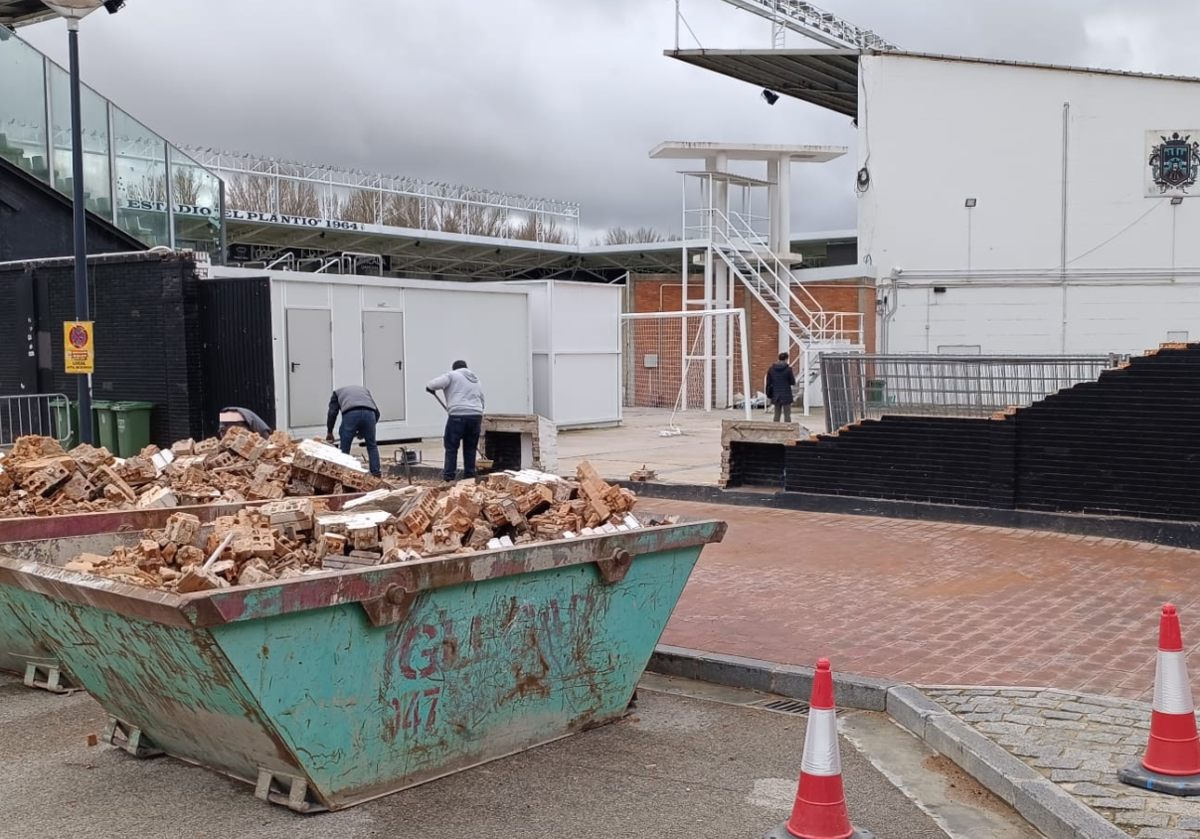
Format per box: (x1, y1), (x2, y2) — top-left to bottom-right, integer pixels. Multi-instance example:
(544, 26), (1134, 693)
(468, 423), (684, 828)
(0, 29), (50, 184)
(113, 109), (169, 247)
(171, 154), (222, 255)
(49, 63), (112, 217)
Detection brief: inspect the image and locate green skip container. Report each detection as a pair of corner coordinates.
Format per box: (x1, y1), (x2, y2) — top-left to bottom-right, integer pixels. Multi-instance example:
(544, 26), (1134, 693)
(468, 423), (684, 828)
(0, 519), (726, 812)
(111, 400), (154, 457)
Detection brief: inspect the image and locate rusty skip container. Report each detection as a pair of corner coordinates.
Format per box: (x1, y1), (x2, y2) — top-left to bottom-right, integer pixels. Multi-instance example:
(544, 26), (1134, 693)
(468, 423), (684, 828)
(0, 519), (725, 811)
(0, 496), (363, 685)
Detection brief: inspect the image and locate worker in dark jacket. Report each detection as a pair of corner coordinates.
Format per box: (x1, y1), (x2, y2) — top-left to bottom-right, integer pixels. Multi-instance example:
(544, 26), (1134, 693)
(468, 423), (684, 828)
(325, 385), (381, 477)
(219, 407), (271, 439)
(765, 353), (797, 423)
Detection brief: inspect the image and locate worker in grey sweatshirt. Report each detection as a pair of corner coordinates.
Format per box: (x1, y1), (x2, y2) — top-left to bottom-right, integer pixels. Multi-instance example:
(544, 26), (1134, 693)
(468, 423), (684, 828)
(325, 385), (382, 477)
(426, 360), (485, 482)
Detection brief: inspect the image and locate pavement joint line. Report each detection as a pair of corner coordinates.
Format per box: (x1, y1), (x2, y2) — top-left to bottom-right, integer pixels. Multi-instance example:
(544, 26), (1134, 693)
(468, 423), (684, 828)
(649, 645), (1134, 839)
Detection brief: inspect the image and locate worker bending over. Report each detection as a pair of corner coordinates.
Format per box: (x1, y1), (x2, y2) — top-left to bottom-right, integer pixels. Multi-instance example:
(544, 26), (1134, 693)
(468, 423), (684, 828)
(426, 360), (485, 482)
(325, 385), (382, 478)
(219, 407), (271, 439)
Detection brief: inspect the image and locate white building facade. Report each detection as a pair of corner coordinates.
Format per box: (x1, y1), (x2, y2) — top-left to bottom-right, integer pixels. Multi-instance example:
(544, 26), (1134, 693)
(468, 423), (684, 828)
(857, 53), (1200, 356)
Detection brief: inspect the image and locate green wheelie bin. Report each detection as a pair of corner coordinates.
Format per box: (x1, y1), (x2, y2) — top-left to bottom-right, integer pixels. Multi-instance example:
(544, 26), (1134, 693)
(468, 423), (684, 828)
(111, 401), (154, 457)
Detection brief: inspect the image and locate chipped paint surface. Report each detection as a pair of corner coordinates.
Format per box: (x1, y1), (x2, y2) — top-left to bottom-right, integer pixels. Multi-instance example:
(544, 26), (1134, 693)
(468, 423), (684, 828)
(0, 520), (724, 810)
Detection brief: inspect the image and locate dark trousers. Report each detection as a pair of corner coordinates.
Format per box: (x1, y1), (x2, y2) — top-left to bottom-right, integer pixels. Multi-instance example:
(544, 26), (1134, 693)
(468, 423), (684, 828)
(339, 409), (380, 477)
(773, 401), (792, 423)
(443, 414), (483, 482)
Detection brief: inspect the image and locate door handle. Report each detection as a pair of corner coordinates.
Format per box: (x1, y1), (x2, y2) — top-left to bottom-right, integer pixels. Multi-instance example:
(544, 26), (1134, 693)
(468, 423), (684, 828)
(291, 362), (300, 372)
(395, 361), (403, 370)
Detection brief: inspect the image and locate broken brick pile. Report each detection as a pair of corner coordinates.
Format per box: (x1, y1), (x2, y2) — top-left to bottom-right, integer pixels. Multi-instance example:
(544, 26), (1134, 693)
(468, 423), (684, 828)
(0, 430), (384, 519)
(64, 462), (668, 592)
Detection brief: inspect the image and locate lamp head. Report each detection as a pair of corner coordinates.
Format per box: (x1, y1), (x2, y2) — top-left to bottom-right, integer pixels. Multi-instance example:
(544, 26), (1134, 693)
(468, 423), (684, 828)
(40, 0), (106, 20)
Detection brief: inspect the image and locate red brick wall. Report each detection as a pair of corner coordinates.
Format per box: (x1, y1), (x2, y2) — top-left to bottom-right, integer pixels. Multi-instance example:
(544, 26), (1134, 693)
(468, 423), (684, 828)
(628, 273), (877, 406)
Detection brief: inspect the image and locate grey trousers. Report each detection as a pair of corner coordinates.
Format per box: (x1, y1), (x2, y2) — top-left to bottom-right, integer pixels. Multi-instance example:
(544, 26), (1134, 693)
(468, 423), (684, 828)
(773, 402), (792, 423)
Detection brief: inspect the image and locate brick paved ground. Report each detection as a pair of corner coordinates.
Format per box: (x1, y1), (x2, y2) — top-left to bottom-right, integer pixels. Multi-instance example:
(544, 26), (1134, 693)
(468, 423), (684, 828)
(929, 687), (1200, 839)
(644, 500), (1200, 702)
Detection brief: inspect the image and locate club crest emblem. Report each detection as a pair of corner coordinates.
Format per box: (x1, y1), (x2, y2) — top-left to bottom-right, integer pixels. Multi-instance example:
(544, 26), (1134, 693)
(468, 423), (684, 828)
(1149, 132), (1200, 193)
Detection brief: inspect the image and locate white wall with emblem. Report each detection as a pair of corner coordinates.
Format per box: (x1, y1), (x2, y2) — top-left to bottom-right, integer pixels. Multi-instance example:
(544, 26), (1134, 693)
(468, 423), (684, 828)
(216, 267), (534, 440)
(857, 54), (1200, 355)
(859, 54), (1200, 275)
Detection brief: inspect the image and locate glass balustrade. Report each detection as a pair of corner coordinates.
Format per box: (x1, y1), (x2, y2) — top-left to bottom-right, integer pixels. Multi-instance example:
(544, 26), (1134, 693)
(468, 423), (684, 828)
(0, 26), (223, 256)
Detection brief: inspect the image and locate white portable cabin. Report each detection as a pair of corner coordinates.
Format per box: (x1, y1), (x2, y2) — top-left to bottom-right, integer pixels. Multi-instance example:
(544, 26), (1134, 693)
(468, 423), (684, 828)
(209, 267), (533, 440)
(513, 280), (623, 429)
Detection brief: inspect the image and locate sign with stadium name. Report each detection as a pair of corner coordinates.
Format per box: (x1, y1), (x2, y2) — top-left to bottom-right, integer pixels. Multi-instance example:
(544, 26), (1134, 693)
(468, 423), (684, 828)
(121, 199), (366, 232)
(225, 209), (366, 232)
(122, 199), (221, 218)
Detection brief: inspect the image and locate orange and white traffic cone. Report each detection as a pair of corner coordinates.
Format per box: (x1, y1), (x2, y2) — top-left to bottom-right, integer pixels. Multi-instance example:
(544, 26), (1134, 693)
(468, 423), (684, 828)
(1119, 604), (1200, 796)
(764, 659), (875, 839)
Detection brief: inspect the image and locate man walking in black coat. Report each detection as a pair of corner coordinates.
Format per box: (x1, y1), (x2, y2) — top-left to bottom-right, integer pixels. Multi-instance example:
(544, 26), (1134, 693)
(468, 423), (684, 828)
(765, 352), (797, 423)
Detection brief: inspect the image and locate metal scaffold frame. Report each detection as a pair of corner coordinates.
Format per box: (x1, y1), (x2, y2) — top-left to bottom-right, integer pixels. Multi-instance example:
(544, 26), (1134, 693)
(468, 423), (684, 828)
(185, 147), (582, 245)
(703, 0), (898, 50)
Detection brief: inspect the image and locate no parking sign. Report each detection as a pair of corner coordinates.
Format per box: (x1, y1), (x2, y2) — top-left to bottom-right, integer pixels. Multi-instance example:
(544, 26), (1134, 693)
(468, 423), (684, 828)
(63, 321), (94, 375)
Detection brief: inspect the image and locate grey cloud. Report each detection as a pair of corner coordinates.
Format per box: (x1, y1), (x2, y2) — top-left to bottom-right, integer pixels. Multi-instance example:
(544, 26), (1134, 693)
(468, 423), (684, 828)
(18, 0), (1200, 238)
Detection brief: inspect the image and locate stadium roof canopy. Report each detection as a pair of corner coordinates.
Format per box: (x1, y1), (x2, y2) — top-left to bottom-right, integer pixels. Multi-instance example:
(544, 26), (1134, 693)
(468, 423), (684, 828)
(666, 48), (1200, 119)
(0, 1), (57, 26)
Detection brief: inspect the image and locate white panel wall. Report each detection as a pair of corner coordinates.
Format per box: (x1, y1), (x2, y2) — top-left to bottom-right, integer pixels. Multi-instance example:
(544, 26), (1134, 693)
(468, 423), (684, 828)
(886, 278), (1200, 356)
(404, 287), (533, 437)
(516, 281), (621, 428)
(859, 55), (1200, 275)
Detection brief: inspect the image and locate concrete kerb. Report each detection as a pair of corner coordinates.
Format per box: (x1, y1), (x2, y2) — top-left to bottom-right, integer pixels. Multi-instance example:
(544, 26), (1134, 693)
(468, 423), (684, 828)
(647, 646), (1131, 839)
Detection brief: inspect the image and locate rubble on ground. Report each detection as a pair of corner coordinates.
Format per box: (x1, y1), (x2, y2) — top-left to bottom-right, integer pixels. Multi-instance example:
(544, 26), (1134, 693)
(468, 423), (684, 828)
(66, 463), (669, 592)
(0, 431), (385, 519)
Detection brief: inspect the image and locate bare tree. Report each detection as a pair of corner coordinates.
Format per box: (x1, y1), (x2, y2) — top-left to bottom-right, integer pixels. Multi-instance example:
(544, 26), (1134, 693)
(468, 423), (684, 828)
(509, 215), (572, 245)
(591, 226), (677, 246)
(382, 193), (422, 228)
(342, 189), (379, 224)
(123, 172), (168, 203)
(172, 166), (202, 205)
(277, 179), (319, 216)
(227, 174), (274, 213)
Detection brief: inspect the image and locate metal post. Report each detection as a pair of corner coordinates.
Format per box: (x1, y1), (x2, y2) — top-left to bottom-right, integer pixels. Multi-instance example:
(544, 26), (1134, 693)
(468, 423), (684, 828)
(738, 309), (751, 420)
(218, 178), (227, 265)
(67, 20), (93, 446)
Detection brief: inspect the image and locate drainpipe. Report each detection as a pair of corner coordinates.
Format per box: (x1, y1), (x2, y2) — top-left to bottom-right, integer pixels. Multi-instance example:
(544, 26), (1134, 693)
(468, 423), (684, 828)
(1060, 102), (1070, 353)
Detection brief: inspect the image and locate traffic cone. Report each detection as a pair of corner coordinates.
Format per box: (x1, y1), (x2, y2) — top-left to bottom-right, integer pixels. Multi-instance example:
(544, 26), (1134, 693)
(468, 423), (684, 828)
(764, 659), (875, 839)
(1118, 604), (1200, 796)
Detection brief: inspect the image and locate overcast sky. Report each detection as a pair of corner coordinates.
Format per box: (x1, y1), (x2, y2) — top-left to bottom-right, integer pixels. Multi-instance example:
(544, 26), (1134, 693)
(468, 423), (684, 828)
(19, 0), (1200, 242)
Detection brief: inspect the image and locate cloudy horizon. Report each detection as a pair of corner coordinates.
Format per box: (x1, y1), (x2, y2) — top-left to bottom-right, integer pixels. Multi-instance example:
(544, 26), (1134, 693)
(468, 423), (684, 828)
(17, 0), (1200, 243)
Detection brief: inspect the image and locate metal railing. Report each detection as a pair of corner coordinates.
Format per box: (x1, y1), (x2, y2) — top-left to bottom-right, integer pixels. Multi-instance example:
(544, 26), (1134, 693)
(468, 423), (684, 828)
(820, 354), (1119, 432)
(0, 393), (73, 448)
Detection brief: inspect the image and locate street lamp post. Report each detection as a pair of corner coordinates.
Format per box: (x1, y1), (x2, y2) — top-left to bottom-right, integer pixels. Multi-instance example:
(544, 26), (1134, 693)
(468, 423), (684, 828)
(41, 0), (109, 446)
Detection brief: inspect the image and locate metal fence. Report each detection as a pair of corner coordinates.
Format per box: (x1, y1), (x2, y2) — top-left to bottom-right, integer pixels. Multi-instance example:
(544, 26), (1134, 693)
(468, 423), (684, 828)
(820, 354), (1119, 432)
(0, 393), (73, 449)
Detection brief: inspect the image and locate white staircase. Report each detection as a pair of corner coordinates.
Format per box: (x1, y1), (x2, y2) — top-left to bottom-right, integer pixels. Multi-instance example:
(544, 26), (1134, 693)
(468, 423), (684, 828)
(707, 208), (864, 390)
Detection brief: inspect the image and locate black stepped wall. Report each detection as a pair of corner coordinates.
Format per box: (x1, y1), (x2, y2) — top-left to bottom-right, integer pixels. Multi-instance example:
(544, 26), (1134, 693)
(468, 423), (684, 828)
(727, 441), (786, 489)
(781, 344), (1200, 523)
(785, 416), (1012, 507)
(0, 252), (205, 447)
(0, 156), (144, 262)
(1016, 346), (1200, 520)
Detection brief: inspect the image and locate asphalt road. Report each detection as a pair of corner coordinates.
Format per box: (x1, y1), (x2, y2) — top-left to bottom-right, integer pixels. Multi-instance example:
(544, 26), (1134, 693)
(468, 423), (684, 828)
(0, 673), (949, 839)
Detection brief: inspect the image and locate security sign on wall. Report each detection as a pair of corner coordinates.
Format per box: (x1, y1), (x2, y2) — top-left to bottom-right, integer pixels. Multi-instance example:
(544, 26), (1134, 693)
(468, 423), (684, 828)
(63, 321), (94, 375)
(1147, 131), (1200, 196)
